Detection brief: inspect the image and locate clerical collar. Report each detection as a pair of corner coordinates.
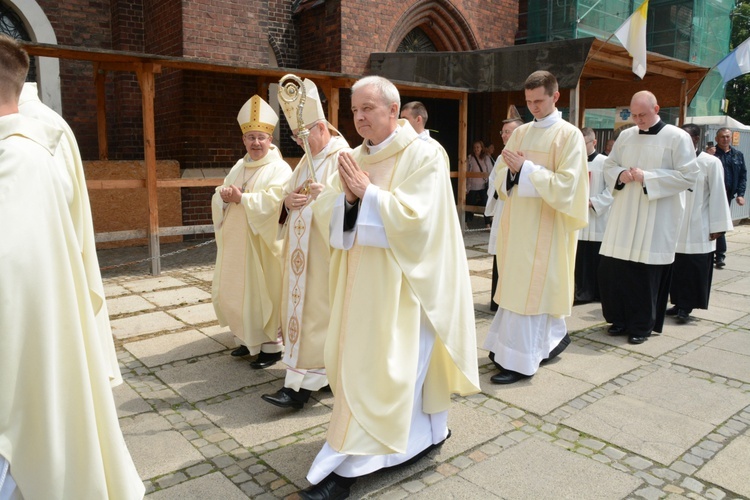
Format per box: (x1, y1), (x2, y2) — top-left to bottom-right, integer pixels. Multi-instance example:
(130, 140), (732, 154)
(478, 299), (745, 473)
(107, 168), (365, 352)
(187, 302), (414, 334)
(417, 129), (431, 141)
(587, 151), (598, 162)
(366, 126), (399, 154)
(532, 110), (562, 129)
(638, 120), (666, 135)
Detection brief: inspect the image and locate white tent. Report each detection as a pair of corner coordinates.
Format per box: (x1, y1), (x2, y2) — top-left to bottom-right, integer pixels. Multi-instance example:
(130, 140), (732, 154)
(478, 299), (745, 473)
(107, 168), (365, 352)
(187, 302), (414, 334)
(684, 115), (750, 130)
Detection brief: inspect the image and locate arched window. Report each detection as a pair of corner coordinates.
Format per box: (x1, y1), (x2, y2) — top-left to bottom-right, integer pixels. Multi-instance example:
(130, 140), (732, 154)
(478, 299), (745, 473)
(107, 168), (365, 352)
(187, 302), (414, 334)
(0, 2), (36, 81)
(397, 27), (437, 53)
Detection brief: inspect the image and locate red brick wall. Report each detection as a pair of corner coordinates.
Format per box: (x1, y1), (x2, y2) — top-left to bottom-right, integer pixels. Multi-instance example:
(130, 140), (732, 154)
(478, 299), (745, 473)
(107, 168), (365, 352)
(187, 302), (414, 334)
(297, 0), (342, 72)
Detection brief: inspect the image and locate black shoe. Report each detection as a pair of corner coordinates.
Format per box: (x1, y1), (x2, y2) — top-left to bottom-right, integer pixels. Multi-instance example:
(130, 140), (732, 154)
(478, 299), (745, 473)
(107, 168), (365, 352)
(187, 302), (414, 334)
(249, 351), (282, 369)
(628, 336), (649, 345)
(261, 387), (310, 409)
(385, 429), (452, 471)
(676, 309), (690, 324)
(300, 474), (353, 500)
(608, 324), (626, 336)
(231, 345), (250, 357)
(490, 369), (530, 384)
(715, 258), (726, 269)
(665, 306), (679, 316)
(542, 333), (570, 364)
(319, 384), (332, 393)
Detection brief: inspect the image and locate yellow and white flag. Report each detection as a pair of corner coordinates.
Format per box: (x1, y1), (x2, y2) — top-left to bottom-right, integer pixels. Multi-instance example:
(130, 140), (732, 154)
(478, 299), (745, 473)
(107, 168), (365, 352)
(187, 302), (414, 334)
(614, 0), (649, 79)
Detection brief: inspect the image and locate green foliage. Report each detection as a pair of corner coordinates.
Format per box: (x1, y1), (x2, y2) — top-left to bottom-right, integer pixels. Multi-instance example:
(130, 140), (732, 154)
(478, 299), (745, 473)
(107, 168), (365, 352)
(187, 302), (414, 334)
(726, 0), (750, 124)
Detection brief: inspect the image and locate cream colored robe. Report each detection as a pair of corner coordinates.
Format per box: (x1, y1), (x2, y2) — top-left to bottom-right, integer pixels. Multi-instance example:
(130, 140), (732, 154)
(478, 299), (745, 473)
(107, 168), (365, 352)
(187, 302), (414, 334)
(321, 121), (480, 455)
(279, 135), (349, 370)
(493, 116), (589, 317)
(601, 124), (700, 265)
(0, 114), (144, 500)
(212, 146), (291, 348)
(18, 83), (122, 386)
(676, 152), (733, 254)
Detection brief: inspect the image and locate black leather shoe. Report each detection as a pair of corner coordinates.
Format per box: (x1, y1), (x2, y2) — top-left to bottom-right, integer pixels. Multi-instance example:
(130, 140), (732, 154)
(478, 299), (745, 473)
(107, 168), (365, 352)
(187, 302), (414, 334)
(249, 351), (282, 369)
(490, 369), (530, 384)
(715, 258), (726, 268)
(261, 387), (308, 409)
(628, 336), (649, 345)
(676, 309), (690, 324)
(299, 474), (353, 500)
(608, 324), (626, 336)
(230, 345), (250, 357)
(665, 306), (679, 316)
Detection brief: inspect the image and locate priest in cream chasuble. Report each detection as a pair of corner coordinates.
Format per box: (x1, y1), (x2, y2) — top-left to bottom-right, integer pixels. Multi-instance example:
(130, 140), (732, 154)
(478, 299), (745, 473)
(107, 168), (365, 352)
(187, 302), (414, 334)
(212, 95), (291, 360)
(300, 76), (479, 499)
(484, 71), (589, 385)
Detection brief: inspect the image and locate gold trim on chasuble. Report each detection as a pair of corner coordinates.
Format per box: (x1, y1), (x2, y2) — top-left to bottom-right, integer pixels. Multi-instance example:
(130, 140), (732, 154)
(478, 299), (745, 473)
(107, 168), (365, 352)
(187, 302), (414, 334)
(327, 153), (398, 451)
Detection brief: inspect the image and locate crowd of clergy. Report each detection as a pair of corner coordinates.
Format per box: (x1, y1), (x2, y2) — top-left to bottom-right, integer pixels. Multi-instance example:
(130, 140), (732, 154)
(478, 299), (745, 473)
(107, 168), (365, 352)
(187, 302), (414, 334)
(0, 28), (742, 499)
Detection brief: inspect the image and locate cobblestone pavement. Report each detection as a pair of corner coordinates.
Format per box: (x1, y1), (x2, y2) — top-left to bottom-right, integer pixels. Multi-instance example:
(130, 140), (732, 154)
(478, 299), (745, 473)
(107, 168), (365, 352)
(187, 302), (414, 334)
(102, 224), (750, 499)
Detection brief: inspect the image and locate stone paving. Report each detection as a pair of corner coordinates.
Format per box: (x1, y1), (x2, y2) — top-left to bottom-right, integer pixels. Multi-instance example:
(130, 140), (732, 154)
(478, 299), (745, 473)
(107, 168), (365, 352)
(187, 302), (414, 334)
(101, 224), (750, 499)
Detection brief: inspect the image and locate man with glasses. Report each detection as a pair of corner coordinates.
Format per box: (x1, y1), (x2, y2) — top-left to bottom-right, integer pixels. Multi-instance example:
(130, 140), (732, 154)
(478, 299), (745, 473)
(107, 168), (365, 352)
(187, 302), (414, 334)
(212, 95), (292, 368)
(261, 79), (349, 410)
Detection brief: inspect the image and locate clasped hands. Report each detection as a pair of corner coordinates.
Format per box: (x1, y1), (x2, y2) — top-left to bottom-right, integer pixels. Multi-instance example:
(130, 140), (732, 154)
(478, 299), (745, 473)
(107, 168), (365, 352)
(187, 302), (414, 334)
(501, 149), (525, 174)
(618, 167), (645, 184)
(284, 182), (324, 211)
(220, 185), (242, 204)
(338, 152), (370, 204)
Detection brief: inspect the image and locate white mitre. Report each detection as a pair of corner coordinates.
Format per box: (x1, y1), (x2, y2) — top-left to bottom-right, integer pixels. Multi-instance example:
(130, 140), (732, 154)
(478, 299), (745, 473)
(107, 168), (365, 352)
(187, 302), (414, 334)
(237, 95), (278, 135)
(279, 78), (328, 131)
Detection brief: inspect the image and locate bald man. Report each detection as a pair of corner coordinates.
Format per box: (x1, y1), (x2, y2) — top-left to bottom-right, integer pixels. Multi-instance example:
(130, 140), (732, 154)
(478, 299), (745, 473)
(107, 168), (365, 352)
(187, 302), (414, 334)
(598, 91), (699, 345)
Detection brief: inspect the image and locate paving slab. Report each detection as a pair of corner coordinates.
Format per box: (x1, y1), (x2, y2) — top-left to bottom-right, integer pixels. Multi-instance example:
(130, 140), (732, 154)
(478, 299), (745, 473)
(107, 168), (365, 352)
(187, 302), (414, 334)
(146, 472), (246, 500)
(143, 286), (211, 307)
(168, 303), (218, 326)
(113, 381), (153, 418)
(156, 355), (278, 403)
(480, 368), (595, 415)
(124, 276), (189, 293)
(121, 413), (203, 480)
(465, 249), (486, 259)
(704, 330), (750, 356)
(567, 302), (607, 332)
(583, 327), (687, 357)
(200, 384), (331, 448)
(618, 368), (750, 426)
(459, 437), (642, 499)
(659, 319), (717, 342)
(674, 345), (750, 383)
(433, 402), (514, 462)
(103, 283), (130, 298)
(111, 311), (185, 339)
(543, 343), (644, 385)
(467, 257), (493, 272)
(689, 304), (746, 325)
(124, 329), (226, 367)
(716, 275), (750, 295)
(701, 291), (750, 313)
(408, 475), (502, 499)
(189, 270), (215, 282)
(107, 295), (157, 316)
(469, 274), (492, 294)
(200, 325), (236, 348)
(563, 394), (714, 465)
(260, 434), (328, 488)
(475, 317), (492, 356)
(695, 435), (750, 498)
(721, 253), (750, 272)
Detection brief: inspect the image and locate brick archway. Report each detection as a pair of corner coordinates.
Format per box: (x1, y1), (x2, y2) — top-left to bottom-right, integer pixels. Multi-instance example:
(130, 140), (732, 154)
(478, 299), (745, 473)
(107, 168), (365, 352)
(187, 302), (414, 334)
(386, 0), (478, 53)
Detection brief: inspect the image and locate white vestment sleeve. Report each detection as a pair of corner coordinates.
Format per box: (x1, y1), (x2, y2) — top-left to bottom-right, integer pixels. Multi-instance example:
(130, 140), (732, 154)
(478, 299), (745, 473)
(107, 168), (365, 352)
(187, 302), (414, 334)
(357, 184), (390, 248)
(330, 193), (356, 250)
(707, 160), (734, 234)
(517, 160), (542, 198)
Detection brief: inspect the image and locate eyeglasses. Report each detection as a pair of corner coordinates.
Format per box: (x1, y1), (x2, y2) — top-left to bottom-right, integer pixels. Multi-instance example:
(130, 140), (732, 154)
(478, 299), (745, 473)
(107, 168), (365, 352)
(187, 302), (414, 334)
(243, 134), (270, 143)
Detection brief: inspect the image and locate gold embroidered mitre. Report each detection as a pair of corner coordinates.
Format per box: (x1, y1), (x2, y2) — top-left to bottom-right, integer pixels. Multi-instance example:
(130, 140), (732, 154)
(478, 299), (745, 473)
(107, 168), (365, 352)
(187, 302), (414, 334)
(237, 95), (278, 135)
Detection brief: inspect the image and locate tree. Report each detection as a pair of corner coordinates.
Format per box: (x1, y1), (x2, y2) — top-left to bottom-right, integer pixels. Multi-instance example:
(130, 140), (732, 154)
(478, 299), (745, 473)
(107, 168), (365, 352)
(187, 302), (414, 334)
(725, 0), (750, 124)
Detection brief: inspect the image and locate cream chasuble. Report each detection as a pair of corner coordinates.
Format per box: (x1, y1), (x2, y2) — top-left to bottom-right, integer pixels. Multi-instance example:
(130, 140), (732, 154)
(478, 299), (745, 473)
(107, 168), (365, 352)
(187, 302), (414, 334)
(212, 146), (291, 348)
(321, 121), (479, 456)
(19, 83), (122, 387)
(493, 116), (589, 317)
(280, 135), (349, 371)
(0, 114), (144, 500)
(600, 124), (699, 265)
(676, 152), (733, 254)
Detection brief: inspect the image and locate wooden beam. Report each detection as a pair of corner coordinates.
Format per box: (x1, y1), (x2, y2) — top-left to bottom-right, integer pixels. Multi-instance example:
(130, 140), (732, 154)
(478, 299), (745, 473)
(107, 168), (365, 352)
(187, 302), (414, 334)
(330, 87), (340, 130)
(679, 79), (687, 126)
(94, 64), (108, 160)
(136, 63), (161, 275)
(569, 82), (580, 128)
(458, 93), (468, 231)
